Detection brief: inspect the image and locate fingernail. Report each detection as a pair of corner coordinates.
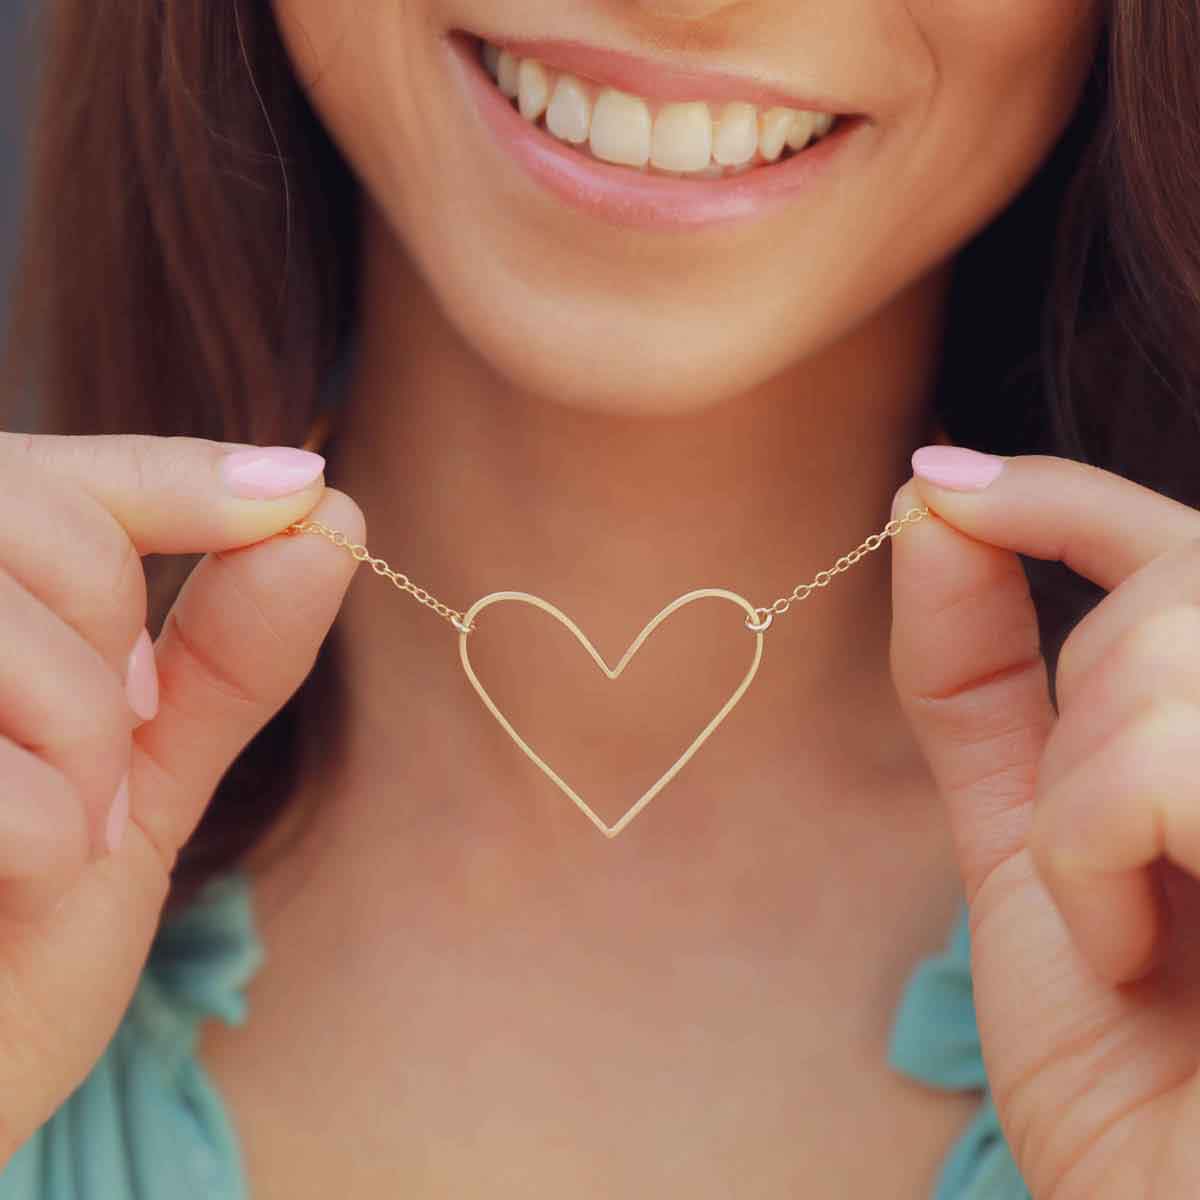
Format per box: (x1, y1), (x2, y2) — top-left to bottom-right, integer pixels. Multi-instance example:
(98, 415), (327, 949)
(106, 772), (130, 855)
(219, 446), (325, 499)
(125, 626), (159, 723)
(912, 445), (1007, 491)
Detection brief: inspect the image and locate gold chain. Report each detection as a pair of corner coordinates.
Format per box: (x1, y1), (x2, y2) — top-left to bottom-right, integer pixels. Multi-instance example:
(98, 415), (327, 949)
(284, 505), (931, 636)
(283, 519), (475, 630)
(745, 505), (931, 630)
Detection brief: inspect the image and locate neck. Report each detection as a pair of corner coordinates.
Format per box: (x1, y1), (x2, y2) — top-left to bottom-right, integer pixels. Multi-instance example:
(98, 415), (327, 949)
(255, 196), (958, 951)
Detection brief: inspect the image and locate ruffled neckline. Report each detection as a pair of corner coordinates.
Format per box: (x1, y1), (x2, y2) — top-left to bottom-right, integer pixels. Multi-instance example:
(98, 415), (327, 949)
(134, 871), (1028, 1199)
(130, 871), (264, 1075)
(888, 902), (986, 1089)
(887, 903), (1031, 1200)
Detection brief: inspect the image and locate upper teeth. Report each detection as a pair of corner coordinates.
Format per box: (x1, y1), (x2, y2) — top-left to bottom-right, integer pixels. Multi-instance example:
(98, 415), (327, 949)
(481, 40), (837, 178)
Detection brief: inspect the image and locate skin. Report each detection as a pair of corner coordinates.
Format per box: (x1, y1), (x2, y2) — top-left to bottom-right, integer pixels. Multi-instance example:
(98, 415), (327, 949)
(195, 1), (1104, 1194)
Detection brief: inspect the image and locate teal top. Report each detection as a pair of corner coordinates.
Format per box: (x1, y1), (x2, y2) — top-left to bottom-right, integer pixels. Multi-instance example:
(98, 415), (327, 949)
(1, 872), (1031, 1198)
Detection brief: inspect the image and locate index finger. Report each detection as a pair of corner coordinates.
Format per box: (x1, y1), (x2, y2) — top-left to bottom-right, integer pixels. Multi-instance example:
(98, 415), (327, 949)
(908, 450), (1200, 592)
(905, 445), (1200, 723)
(0, 431), (327, 555)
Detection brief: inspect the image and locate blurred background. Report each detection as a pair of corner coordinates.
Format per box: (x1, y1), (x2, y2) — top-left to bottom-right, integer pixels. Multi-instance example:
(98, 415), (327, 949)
(2, 0), (39, 424)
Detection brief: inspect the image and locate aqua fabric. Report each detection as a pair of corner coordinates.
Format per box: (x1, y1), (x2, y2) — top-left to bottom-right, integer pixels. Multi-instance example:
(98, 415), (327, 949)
(1, 874), (260, 1200)
(887, 902), (1034, 1200)
(2, 872), (1031, 1198)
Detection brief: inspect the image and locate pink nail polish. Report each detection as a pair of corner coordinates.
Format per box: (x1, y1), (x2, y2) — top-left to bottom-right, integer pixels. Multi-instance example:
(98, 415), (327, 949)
(912, 445), (1007, 491)
(219, 446), (326, 499)
(125, 626), (159, 723)
(106, 772), (130, 855)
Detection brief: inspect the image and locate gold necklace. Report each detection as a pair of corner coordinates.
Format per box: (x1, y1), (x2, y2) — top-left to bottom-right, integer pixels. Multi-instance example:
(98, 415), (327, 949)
(285, 411), (931, 838)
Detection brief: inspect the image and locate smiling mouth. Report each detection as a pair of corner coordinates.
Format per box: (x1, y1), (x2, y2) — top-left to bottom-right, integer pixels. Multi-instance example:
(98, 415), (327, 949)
(474, 36), (846, 181)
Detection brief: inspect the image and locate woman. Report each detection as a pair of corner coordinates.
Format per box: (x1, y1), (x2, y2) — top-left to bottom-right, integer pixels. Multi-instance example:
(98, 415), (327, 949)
(1, 0), (1198, 1196)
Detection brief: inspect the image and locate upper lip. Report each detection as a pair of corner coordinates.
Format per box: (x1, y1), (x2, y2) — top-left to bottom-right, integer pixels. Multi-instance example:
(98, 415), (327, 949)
(460, 31), (854, 115)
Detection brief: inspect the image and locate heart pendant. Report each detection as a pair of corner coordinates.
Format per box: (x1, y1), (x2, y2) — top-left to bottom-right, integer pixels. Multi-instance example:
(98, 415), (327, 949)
(451, 589), (767, 838)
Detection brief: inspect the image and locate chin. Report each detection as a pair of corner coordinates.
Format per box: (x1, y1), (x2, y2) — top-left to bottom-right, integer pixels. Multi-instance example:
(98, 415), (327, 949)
(461, 300), (806, 418)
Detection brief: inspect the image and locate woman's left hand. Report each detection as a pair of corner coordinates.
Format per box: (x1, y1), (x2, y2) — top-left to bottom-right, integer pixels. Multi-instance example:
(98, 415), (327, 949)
(889, 443), (1200, 1200)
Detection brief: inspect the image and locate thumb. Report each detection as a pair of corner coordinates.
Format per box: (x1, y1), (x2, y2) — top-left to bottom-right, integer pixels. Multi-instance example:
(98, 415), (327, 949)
(129, 485), (364, 870)
(888, 466), (1056, 906)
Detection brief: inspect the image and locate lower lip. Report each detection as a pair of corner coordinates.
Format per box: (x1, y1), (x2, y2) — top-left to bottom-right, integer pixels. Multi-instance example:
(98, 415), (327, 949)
(443, 31), (869, 233)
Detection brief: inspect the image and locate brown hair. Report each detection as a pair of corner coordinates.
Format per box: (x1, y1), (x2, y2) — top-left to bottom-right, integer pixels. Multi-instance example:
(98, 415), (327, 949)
(4, 2), (1199, 919)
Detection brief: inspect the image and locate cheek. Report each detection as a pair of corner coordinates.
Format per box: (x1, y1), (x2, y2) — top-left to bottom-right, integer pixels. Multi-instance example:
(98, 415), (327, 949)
(270, 1), (361, 88)
(877, 0), (1103, 253)
(269, 2), (437, 224)
(909, 0), (1103, 125)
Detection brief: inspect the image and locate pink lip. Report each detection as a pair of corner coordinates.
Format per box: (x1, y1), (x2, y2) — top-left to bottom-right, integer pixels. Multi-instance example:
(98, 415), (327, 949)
(444, 31), (870, 232)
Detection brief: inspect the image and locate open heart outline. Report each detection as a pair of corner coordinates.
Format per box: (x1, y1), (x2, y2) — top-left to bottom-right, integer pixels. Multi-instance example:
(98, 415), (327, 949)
(453, 588), (766, 838)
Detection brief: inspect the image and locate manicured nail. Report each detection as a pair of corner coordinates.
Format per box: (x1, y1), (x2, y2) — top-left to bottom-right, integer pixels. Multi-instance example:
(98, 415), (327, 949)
(912, 445), (1007, 491)
(106, 772), (130, 855)
(219, 446), (325, 499)
(124, 626), (159, 723)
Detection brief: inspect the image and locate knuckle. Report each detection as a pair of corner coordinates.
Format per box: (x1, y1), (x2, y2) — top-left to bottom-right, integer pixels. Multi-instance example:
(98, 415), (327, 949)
(1056, 603), (1200, 713)
(74, 661), (134, 755)
(110, 533), (149, 628)
(1027, 801), (1108, 897)
(60, 492), (148, 667)
(1085, 699), (1198, 808)
(1130, 697), (1200, 758)
(0, 450), (148, 665)
(1053, 615), (1096, 704)
(0, 572), (131, 756)
(52, 642), (132, 762)
(1026, 801), (1073, 881)
(1118, 605), (1200, 677)
(83, 495), (147, 607)
(1054, 627), (1082, 687)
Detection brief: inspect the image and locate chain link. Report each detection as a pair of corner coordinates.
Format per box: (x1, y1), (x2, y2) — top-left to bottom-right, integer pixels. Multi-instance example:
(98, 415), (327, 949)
(284, 519), (477, 633)
(285, 505), (931, 639)
(745, 505), (931, 631)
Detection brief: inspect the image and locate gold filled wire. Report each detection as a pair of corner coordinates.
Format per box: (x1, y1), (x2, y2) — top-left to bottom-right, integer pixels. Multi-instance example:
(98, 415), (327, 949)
(287, 408), (932, 837)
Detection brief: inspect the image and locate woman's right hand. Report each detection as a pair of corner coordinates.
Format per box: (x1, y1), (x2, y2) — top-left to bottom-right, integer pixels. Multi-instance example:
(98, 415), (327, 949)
(0, 431), (364, 1165)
